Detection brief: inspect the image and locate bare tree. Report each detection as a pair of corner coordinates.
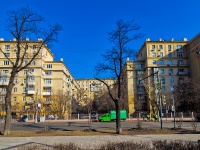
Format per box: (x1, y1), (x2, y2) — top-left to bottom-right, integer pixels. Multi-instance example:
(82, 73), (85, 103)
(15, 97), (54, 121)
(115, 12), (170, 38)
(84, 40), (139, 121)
(50, 90), (71, 119)
(0, 7), (62, 135)
(174, 78), (200, 112)
(95, 19), (143, 134)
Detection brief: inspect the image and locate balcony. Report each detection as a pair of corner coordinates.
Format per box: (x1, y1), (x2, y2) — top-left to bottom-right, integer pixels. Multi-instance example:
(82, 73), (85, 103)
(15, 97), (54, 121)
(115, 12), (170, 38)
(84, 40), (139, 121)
(27, 80), (36, 85)
(0, 81), (9, 86)
(0, 73), (9, 77)
(27, 90), (36, 95)
(43, 83), (52, 87)
(26, 100), (34, 104)
(177, 72), (189, 76)
(42, 92), (51, 96)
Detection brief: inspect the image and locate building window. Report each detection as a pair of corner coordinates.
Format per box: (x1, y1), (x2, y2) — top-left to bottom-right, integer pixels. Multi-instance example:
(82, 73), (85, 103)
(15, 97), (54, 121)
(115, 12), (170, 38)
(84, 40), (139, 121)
(33, 45), (37, 50)
(44, 79), (52, 84)
(177, 60), (183, 65)
(168, 53), (172, 57)
(44, 87), (52, 92)
(177, 52), (183, 57)
(152, 60), (157, 65)
(159, 45), (163, 50)
(160, 52), (163, 57)
(14, 87), (17, 92)
(13, 97), (17, 102)
(4, 61), (9, 65)
(32, 61), (36, 65)
(169, 69), (173, 75)
(4, 53), (10, 57)
(178, 69), (184, 72)
(152, 45), (155, 50)
(24, 60), (28, 65)
(23, 88), (26, 93)
(46, 97), (51, 102)
(160, 77), (165, 84)
(25, 53), (28, 58)
(152, 52), (156, 57)
(47, 64), (52, 68)
(22, 97), (26, 101)
(159, 68), (164, 74)
(176, 45), (182, 50)
(153, 68), (159, 73)
(168, 45), (172, 50)
(168, 60), (173, 65)
(24, 70), (27, 75)
(45, 71), (52, 76)
(162, 86), (165, 91)
(5, 45), (10, 50)
(137, 71), (144, 75)
(159, 60), (164, 65)
(28, 68), (35, 73)
(170, 77), (174, 83)
(2, 70), (9, 74)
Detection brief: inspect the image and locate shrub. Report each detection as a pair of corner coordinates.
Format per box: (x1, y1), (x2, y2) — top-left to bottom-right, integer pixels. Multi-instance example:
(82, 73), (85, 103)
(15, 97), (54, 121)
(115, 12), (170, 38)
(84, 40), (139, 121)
(97, 141), (151, 150)
(152, 140), (199, 150)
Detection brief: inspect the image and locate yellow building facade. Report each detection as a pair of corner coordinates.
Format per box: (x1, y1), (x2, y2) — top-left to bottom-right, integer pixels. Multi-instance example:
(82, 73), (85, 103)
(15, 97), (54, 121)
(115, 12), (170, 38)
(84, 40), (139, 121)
(122, 38), (190, 115)
(0, 38), (79, 119)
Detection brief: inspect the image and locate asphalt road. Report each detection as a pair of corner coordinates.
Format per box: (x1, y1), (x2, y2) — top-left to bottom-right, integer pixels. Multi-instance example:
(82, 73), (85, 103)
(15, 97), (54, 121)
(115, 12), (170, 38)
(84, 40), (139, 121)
(0, 120), (199, 131)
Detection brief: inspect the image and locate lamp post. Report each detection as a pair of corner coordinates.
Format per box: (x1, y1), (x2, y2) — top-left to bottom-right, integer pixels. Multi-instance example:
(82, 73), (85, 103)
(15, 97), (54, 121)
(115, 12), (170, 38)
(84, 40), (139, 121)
(170, 86), (176, 128)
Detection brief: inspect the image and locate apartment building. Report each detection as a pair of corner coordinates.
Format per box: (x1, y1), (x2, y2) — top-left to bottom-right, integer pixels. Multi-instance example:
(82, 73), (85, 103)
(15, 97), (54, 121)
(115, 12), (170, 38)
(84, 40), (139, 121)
(122, 38), (190, 115)
(0, 38), (79, 119)
(76, 78), (115, 106)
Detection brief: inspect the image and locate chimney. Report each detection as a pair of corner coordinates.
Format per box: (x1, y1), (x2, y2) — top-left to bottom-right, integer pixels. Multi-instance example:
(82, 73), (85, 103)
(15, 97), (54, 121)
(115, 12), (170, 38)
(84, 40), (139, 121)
(183, 38), (187, 41)
(127, 57), (129, 61)
(159, 38), (162, 41)
(60, 58), (64, 62)
(26, 38), (29, 41)
(38, 38), (43, 41)
(146, 38), (150, 41)
(13, 38), (16, 41)
(0, 38), (4, 41)
(171, 38), (174, 41)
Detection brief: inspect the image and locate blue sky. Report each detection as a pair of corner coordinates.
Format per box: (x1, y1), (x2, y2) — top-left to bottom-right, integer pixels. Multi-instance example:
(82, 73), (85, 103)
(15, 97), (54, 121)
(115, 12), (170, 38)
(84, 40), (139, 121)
(1, 0), (200, 79)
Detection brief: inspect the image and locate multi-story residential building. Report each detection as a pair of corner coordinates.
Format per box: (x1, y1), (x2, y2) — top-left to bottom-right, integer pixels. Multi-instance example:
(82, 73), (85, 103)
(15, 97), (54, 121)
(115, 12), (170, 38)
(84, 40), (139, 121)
(185, 34), (200, 85)
(122, 38), (190, 115)
(0, 38), (79, 119)
(76, 78), (115, 106)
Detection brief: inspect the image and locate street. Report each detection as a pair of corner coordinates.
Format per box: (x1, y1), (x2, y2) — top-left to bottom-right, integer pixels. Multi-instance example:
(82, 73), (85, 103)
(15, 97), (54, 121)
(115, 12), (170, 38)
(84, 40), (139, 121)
(0, 120), (199, 132)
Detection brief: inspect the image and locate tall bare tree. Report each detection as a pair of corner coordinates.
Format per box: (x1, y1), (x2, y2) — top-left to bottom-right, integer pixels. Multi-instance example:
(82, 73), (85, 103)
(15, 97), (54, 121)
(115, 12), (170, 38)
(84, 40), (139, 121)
(95, 19), (143, 134)
(0, 7), (62, 135)
(174, 78), (200, 112)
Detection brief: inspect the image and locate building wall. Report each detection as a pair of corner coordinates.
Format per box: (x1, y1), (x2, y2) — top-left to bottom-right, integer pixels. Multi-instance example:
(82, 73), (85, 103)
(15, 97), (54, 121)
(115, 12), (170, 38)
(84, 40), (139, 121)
(0, 38), (79, 118)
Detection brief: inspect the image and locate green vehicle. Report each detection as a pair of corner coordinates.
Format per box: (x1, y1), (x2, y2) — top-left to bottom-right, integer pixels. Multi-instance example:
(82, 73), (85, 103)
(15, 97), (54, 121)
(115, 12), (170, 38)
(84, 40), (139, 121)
(99, 109), (127, 122)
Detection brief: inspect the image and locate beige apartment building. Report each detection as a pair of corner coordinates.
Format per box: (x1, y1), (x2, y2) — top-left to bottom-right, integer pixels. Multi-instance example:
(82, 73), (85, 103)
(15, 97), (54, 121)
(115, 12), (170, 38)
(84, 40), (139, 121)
(0, 38), (79, 119)
(76, 78), (115, 106)
(122, 38), (190, 115)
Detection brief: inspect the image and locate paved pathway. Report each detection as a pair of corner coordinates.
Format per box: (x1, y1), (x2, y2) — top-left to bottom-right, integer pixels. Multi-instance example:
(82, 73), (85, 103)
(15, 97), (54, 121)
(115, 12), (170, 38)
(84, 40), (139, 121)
(0, 134), (199, 149)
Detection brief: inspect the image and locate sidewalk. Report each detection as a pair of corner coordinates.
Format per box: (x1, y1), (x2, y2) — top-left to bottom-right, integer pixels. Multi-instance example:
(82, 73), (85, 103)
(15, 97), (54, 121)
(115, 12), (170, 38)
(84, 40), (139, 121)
(0, 134), (199, 149)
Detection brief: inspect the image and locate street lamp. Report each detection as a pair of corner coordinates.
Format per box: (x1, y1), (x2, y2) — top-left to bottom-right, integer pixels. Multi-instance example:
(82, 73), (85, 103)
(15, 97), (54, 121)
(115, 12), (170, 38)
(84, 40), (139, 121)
(171, 86), (176, 128)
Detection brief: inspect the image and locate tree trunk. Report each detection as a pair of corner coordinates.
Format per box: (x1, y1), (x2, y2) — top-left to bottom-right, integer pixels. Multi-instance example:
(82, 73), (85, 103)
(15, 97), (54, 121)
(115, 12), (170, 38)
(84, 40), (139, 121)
(3, 74), (15, 135)
(115, 100), (122, 134)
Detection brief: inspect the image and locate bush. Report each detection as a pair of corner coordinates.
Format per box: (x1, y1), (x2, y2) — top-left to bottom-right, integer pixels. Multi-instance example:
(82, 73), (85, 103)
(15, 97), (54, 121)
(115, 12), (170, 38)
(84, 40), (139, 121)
(17, 140), (199, 150)
(152, 140), (199, 150)
(97, 141), (151, 150)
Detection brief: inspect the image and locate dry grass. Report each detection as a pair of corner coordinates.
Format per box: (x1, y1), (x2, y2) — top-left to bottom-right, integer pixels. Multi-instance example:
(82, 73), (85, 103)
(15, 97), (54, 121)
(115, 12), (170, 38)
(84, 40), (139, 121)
(1, 127), (199, 137)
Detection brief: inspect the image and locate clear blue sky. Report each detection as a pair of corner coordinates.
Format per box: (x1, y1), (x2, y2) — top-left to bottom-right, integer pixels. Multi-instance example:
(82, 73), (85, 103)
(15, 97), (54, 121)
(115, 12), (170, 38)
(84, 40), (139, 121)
(1, 0), (200, 79)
